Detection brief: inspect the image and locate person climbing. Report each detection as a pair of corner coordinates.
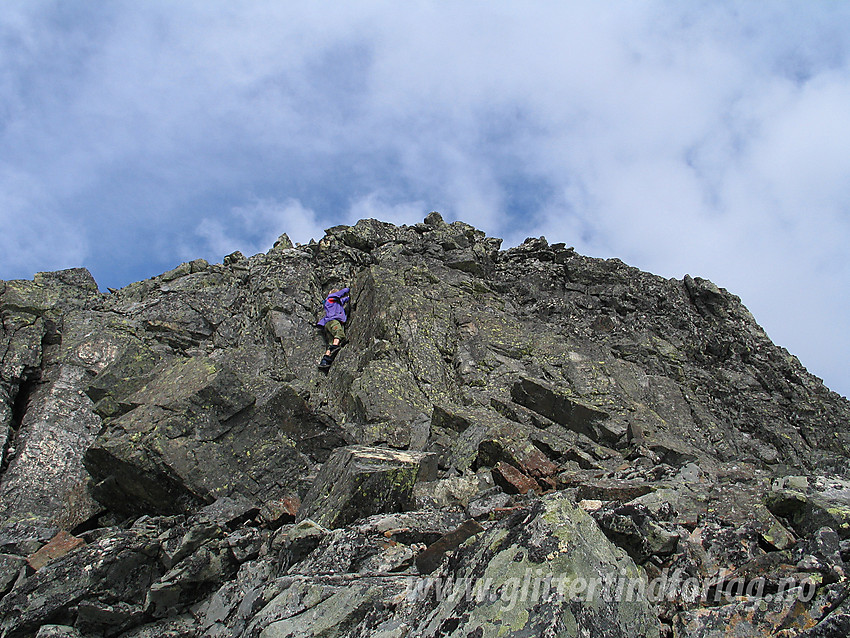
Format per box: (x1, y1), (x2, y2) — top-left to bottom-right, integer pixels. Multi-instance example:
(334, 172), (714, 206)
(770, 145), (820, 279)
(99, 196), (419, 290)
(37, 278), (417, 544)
(317, 286), (350, 370)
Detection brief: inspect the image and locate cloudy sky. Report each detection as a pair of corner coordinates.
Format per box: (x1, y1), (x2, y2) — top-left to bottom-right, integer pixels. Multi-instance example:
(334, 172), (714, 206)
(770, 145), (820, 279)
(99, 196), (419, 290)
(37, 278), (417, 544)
(2, 1), (849, 398)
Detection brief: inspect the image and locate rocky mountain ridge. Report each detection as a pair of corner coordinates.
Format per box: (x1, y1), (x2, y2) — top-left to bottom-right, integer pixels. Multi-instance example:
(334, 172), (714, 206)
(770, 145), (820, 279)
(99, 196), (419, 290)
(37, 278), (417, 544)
(1, 212), (849, 637)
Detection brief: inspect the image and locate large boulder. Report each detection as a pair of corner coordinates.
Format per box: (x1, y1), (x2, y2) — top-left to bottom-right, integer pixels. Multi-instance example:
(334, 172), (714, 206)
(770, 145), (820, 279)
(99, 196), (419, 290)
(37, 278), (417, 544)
(297, 446), (438, 529)
(398, 492), (660, 637)
(84, 354), (332, 515)
(0, 365), (102, 533)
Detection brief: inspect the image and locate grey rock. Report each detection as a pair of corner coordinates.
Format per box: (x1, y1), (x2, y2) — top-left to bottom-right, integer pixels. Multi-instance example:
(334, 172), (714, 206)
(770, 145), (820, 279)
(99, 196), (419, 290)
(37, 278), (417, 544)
(297, 446), (438, 529)
(248, 575), (408, 638)
(34, 627), (83, 638)
(197, 560), (275, 637)
(2, 215), (850, 638)
(0, 364), (102, 533)
(794, 614), (850, 638)
(115, 613), (199, 637)
(0, 528), (162, 638)
(402, 492), (660, 637)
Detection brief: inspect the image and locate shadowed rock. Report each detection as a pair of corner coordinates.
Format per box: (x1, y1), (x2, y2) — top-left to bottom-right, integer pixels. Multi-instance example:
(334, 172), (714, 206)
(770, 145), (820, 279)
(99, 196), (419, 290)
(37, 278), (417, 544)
(297, 445), (438, 529)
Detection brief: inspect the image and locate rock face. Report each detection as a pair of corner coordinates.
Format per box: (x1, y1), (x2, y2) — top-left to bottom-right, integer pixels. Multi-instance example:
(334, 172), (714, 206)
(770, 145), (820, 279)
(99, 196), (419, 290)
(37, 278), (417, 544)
(1, 213), (850, 637)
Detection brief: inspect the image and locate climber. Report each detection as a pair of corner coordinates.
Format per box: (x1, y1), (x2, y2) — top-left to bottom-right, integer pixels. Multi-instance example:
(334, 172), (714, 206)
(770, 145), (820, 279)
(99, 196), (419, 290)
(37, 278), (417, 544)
(317, 286), (350, 369)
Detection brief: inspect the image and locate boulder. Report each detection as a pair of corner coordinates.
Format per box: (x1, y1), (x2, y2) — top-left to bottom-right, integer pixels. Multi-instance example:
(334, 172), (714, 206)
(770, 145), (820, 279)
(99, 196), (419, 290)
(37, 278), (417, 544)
(84, 357), (320, 515)
(510, 376), (617, 444)
(398, 492), (661, 637)
(0, 365), (102, 533)
(0, 528), (163, 638)
(26, 531), (85, 571)
(672, 592), (820, 637)
(249, 576), (409, 638)
(297, 446), (438, 529)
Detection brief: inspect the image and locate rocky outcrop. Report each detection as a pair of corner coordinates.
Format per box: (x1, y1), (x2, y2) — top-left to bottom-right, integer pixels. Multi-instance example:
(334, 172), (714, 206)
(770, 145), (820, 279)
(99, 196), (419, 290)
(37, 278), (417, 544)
(1, 213), (850, 636)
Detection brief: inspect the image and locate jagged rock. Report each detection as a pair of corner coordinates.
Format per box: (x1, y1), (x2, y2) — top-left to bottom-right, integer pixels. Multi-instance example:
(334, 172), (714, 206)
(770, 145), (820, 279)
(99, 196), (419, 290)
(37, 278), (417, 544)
(197, 560), (275, 637)
(248, 575), (409, 638)
(794, 527), (846, 582)
(198, 496), (260, 529)
(671, 590), (820, 637)
(259, 497), (300, 529)
(354, 511), (468, 546)
(0, 528), (163, 638)
(795, 614), (850, 638)
(414, 519), (484, 574)
(510, 376), (618, 444)
(114, 614), (199, 638)
(283, 527), (378, 576)
(273, 520), (331, 572)
(26, 530), (85, 571)
(145, 540), (236, 618)
(34, 627), (83, 638)
(3, 215), (850, 637)
(397, 492), (660, 637)
(84, 360), (331, 516)
(592, 503), (679, 564)
(466, 490), (513, 519)
(74, 600), (145, 636)
(0, 364), (102, 533)
(0, 553), (25, 596)
(574, 478), (655, 502)
(767, 479), (850, 539)
(491, 461), (540, 495)
(412, 473), (482, 510)
(296, 446), (438, 529)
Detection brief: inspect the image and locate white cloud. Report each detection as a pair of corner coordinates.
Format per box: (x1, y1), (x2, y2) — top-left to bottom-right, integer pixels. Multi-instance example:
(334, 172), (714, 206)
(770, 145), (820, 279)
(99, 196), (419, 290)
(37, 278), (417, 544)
(194, 198), (325, 260)
(0, 168), (88, 278)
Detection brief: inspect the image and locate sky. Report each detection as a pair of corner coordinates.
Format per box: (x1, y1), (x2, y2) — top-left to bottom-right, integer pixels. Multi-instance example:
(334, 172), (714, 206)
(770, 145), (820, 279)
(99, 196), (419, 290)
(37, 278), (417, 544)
(1, 2), (849, 399)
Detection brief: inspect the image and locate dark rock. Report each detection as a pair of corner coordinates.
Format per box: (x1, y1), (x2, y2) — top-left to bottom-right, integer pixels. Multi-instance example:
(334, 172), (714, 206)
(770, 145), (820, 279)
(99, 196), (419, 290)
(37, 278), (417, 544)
(354, 511), (468, 547)
(145, 540), (236, 618)
(672, 592), (820, 637)
(274, 519), (331, 572)
(74, 600), (145, 636)
(414, 519), (485, 574)
(0, 528), (162, 638)
(794, 526), (846, 582)
(574, 478), (655, 502)
(296, 445), (438, 529)
(3, 215), (850, 637)
(113, 614), (199, 638)
(795, 613), (850, 638)
(511, 376), (616, 444)
(592, 503), (678, 564)
(0, 553), (26, 595)
(197, 560), (275, 637)
(198, 495), (260, 529)
(84, 361), (319, 516)
(466, 490), (513, 519)
(259, 497), (301, 529)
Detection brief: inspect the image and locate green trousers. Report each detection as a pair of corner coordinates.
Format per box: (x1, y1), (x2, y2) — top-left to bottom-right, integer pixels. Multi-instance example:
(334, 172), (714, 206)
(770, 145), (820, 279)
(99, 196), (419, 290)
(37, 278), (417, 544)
(324, 319), (345, 341)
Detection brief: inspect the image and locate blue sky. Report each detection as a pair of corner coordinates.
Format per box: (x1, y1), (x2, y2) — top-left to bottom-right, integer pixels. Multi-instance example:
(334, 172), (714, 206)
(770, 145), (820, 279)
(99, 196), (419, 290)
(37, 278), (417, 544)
(2, 1), (850, 399)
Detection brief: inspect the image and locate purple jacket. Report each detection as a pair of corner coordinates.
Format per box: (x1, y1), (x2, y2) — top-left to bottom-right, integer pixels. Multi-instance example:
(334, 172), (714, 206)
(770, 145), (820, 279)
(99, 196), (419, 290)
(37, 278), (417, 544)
(317, 287), (350, 326)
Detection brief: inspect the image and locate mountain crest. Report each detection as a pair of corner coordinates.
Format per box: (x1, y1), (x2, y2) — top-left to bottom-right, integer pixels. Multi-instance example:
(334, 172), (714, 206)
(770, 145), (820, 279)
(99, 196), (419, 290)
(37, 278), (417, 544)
(1, 214), (849, 637)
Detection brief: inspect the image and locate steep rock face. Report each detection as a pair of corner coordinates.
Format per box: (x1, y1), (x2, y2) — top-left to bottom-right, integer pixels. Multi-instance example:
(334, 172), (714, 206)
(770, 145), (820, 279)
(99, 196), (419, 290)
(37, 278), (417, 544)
(1, 213), (849, 637)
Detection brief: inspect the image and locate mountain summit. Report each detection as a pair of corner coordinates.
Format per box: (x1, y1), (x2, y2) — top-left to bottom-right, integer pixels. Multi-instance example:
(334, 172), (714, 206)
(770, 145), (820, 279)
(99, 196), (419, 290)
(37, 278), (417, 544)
(1, 213), (849, 637)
